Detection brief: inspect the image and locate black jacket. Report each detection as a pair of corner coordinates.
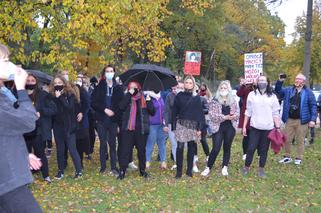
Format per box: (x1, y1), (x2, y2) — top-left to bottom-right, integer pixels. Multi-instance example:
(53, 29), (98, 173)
(76, 86), (90, 139)
(91, 80), (124, 126)
(172, 91), (205, 130)
(119, 93), (155, 135)
(0, 90), (37, 196)
(52, 93), (79, 135)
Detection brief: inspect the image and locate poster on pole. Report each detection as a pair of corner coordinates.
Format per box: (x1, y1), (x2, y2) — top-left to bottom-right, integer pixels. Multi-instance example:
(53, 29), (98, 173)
(244, 52), (263, 81)
(184, 51), (201, 76)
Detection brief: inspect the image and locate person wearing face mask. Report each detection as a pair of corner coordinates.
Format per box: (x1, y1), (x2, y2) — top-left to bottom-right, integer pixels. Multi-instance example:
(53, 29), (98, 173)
(145, 90), (167, 169)
(172, 75), (205, 178)
(201, 81), (239, 177)
(163, 81), (184, 170)
(275, 73), (317, 165)
(91, 65), (124, 176)
(23, 74), (57, 183)
(241, 75), (281, 178)
(75, 76), (91, 168)
(50, 75), (83, 179)
(117, 81), (155, 180)
(237, 78), (255, 161)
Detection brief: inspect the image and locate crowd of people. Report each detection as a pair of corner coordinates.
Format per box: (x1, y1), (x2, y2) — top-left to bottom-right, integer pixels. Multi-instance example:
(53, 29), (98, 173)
(0, 42), (320, 211)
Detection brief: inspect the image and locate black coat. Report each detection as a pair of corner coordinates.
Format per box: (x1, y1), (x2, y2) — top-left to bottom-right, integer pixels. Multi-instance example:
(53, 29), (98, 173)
(119, 93), (155, 135)
(52, 93), (78, 135)
(91, 80), (124, 126)
(172, 91), (205, 130)
(76, 86), (90, 139)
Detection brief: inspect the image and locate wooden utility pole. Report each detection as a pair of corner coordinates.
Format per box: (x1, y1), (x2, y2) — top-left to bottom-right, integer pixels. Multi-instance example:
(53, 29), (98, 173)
(303, 0), (313, 87)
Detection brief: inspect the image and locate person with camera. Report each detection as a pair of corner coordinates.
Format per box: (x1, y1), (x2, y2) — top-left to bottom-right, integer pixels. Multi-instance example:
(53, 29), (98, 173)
(275, 73), (317, 165)
(0, 43), (42, 212)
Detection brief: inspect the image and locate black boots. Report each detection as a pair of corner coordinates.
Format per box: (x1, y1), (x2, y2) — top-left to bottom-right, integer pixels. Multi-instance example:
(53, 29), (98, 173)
(117, 169), (126, 180)
(140, 170), (150, 179)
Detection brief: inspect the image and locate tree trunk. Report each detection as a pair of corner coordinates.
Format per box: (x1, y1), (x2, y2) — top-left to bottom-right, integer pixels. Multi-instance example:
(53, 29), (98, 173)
(303, 0), (313, 88)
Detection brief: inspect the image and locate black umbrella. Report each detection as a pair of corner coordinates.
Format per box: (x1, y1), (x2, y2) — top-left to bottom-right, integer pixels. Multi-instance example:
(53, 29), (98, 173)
(26, 69), (53, 84)
(119, 64), (177, 91)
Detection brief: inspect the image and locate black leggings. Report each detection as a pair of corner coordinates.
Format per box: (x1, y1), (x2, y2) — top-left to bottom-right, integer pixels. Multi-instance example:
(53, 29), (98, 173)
(245, 127), (271, 168)
(176, 141), (195, 176)
(207, 122), (235, 169)
(24, 135), (49, 179)
(194, 129), (210, 157)
(76, 129), (90, 168)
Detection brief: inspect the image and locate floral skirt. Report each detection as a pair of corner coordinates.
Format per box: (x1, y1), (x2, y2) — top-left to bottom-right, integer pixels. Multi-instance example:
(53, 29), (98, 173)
(174, 122), (200, 143)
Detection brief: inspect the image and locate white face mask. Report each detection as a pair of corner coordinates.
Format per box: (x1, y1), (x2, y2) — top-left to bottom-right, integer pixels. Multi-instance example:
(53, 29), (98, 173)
(149, 91), (161, 99)
(176, 88), (184, 94)
(105, 72), (115, 80)
(63, 74), (69, 81)
(76, 80), (82, 87)
(0, 60), (16, 81)
(220, 90), (229, 97)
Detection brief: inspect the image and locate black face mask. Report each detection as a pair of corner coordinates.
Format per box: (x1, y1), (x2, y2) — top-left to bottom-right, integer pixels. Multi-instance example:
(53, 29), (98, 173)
(54, 85), (64, 91)
(25, 84), (36, 90)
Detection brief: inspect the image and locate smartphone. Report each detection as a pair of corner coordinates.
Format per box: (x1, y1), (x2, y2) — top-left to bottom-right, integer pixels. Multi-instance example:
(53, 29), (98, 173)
(280, 74), (287, 79)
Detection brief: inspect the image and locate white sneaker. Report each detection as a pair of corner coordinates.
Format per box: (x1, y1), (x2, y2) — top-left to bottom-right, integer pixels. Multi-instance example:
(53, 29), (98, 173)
(294, 158), (302, 165)
(221, 166), (228, 176)
(242, 154), (247, 161)
(128, 161), (138, 170)
(193, 164), (199, 173)
(170, 164), (177, 170)
(201, 167), (210, 176)
(279, 157), (293, 164)
(193, 155), (199, 163)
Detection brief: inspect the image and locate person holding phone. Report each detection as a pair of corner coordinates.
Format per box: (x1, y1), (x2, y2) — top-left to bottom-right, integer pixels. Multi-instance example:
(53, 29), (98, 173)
(201, 80), (239, 177)
(117, 81), (155, 180)
(0, 43), (42, 212)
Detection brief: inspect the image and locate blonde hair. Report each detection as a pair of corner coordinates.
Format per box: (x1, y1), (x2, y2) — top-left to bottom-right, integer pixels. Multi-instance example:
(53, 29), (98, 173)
(0, 43), (10, 60)
(215, 80), (235, 106)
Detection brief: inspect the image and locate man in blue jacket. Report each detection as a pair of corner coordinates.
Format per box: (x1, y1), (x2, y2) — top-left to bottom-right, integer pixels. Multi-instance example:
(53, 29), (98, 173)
(275, 73), (317, 165)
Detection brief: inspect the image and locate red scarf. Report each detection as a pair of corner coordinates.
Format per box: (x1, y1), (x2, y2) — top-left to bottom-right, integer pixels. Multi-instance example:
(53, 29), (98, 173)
(127, 92), (147, 131)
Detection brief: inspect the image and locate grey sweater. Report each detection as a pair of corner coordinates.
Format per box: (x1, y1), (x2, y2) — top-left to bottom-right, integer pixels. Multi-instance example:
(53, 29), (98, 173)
(0, 90), (37, 196)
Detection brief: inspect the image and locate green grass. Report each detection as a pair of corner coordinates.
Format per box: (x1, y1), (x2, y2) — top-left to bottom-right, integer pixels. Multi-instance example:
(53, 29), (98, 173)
(31, 131), (321, 212)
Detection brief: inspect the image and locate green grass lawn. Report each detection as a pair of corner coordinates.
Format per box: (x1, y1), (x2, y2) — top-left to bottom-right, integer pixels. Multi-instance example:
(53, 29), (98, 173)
(31, 131), (321, 212)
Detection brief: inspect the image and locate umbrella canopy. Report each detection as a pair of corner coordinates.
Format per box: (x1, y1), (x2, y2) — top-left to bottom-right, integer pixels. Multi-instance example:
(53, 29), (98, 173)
(26, 69), (53, 84)
(119, 64), (177, 91)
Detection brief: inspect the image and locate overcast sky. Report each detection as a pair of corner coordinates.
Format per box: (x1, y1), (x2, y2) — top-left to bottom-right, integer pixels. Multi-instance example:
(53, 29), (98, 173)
(269, 0), (308, 44)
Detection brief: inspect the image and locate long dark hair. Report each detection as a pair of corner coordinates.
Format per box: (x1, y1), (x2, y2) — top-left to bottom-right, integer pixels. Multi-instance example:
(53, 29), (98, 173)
(100, 64), (116, 80)
(254, 75), (273, 97)
(27, 74), (40, 104)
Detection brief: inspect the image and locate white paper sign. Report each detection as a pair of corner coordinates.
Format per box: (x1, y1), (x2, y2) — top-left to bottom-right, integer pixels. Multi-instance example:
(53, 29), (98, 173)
(244, 53), (263, 81)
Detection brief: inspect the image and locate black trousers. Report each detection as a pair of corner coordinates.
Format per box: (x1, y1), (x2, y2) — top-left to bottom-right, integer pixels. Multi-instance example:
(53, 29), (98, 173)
(96, 122), (118, 170)
(242, 129), (250, 155)
(119, 129), (147, 171)
(24, 135), (49, 178)
(176, 141), (194, 176)
(44, 139), (52, 149)
(76, 128), (90, 168)
(245, 127), (271, 168)
(194, 129), (210, 157)
(117, 131), (133, 164)
(88, 112), (97, 154)
(0, 185), (42, 213)
(207, 122), (236, 169)
(53, 127), (82, 173)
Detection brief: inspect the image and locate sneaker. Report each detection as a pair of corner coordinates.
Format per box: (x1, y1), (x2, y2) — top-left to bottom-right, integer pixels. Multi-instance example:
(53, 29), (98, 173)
(99, 168), (106, 174)
(74, 172), (83, 179)
(128, 162), (138, 170)
(294, 158), (302, 165)
(44, 177), (52, 183)
(55, 171), (64, 180)
(201, 167), (210, 177)
(140, 170), (150, 179)
(242, 154), (247, 161)
(193, 164), (199, 173)
(279, 156), (293, 164)
(221, 166), (228, 176)
(160, 162), (167, 169)
(193, 155), (199, 163)
(258, 168), (266, 178)
(170, 164), (177, 170)
(146, 161), (151, 169)
(109, 169), (119, 176)
(241, 167), (249, 176)
(310, 138), (314, 145)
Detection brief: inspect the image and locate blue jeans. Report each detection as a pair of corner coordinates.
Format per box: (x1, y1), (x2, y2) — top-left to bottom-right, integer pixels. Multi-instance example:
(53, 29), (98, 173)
(146, 124), (167, 162)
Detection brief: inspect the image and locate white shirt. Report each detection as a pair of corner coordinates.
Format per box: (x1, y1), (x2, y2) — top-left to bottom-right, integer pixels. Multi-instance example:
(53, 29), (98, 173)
(245, 90), (280, 130)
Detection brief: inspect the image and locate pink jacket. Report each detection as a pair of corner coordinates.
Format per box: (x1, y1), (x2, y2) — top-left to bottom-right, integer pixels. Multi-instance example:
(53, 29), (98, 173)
(207, 99), (239, 134)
